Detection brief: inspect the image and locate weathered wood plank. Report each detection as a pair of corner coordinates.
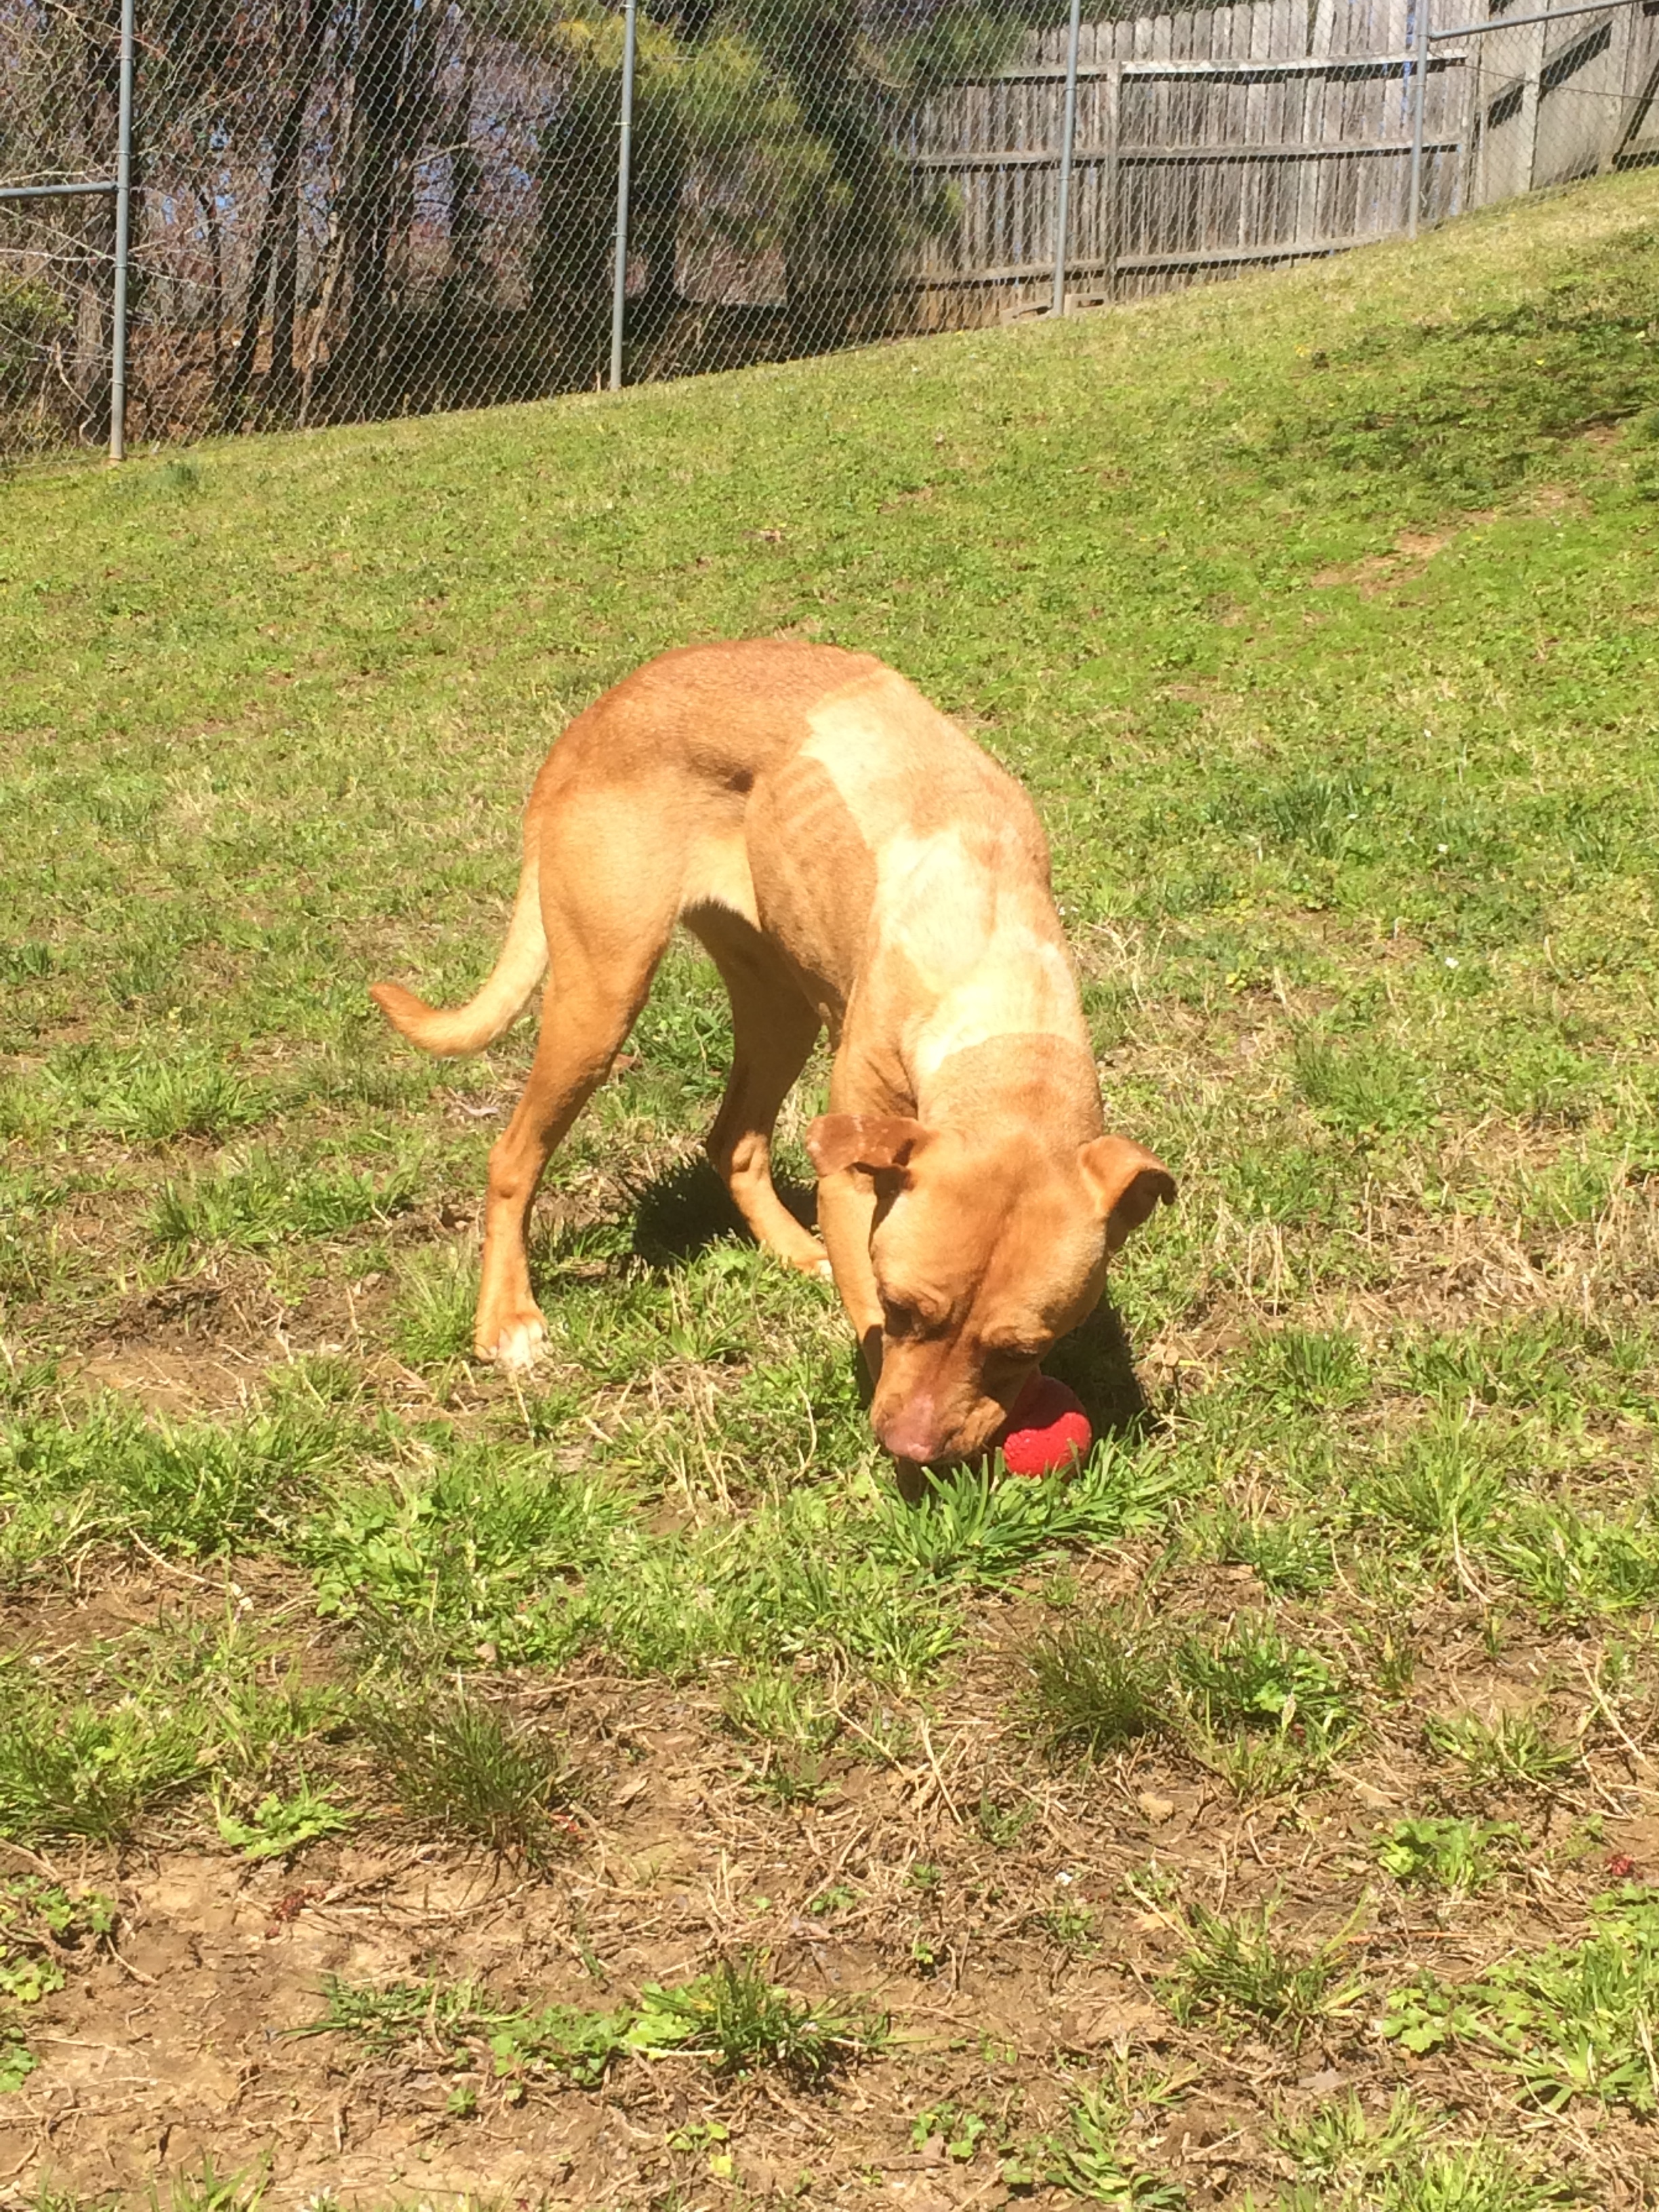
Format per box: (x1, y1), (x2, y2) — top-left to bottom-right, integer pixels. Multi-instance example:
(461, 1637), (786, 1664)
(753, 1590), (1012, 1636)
(907, 1), (1639, 328)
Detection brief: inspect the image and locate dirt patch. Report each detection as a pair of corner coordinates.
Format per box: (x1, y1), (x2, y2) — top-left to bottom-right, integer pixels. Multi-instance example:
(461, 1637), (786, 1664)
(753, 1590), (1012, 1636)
(0, 1605), (1652, 2208)
(1311, 529), (1457, 596)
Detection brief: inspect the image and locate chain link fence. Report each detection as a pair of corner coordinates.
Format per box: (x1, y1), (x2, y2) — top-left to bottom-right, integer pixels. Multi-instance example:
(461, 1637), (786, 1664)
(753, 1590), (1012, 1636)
(3, 0), (1658, 464)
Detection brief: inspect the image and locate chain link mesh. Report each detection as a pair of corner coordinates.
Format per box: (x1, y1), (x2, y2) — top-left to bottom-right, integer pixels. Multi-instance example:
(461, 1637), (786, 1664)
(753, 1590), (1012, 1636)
(1, 1), (123, 455)
(3, 0), (1657, 460)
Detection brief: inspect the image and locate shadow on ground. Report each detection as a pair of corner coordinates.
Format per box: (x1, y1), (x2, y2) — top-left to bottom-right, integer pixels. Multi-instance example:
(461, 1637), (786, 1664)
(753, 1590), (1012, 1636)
(630, 1154), (816, 1267)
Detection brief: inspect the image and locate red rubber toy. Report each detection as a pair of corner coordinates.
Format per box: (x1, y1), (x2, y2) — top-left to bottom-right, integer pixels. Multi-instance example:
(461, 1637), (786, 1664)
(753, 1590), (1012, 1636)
(998, 1373), (1092, 1478)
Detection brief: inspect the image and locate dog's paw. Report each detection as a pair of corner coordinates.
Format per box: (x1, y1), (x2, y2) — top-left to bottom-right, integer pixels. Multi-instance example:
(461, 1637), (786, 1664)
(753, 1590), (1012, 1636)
(784, 1240), (834, 1284)
(478, 1313), (548, 1372)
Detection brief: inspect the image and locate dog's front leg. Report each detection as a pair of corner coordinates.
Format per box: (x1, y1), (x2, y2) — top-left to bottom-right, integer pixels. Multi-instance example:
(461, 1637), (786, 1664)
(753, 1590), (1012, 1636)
(815, 1166), (924, 1500)
(814, 1166), (883, 1366)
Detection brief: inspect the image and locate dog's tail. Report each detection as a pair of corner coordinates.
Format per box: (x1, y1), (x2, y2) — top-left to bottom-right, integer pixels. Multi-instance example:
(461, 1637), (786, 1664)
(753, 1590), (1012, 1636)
(370, 846), (547, 1058)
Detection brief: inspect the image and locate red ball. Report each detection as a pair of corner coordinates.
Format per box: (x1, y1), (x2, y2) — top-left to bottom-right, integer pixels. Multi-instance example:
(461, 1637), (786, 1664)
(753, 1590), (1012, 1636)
(997, 1373), (1092, 1479)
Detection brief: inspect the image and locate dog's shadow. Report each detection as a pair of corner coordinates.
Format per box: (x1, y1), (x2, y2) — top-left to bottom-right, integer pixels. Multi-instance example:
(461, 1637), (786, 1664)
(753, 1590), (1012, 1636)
(629, 1154), (816, 1269)
(628, 1153), (1151, 1450)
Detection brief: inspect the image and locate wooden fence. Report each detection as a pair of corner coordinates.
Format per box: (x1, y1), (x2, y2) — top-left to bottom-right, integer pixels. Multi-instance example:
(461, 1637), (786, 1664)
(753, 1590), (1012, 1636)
(901, 0), (1659, 327)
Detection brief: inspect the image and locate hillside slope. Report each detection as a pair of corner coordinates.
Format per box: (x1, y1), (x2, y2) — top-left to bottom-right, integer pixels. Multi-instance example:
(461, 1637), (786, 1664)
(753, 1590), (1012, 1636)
(0, 171), (1658, 2209)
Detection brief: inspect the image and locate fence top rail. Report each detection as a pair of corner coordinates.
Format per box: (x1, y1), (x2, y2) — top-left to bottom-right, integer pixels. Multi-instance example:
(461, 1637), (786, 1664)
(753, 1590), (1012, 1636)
(980, 54), (1466, 81)
(1121, 49), (1467, 70)
(0, 179), (118, 203)
(1429, 0), (1641, 36)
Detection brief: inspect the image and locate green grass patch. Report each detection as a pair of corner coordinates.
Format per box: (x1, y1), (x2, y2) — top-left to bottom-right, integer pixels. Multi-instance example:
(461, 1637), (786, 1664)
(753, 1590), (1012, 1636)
(1166, 1902), (1365, 2048)
(360, 1690), (580, 1864)
(1382, 1886), (1659, 2114)
(1375, 1816), (1523, 1894)
(302, 1952), (884, 2088)
(5, 160), (1659, 2205)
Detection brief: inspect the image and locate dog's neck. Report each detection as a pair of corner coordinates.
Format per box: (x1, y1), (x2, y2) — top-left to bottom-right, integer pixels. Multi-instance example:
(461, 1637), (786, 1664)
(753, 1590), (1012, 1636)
(836, 1025), (1105, 1147)
(918, 1033), (1105, 1145)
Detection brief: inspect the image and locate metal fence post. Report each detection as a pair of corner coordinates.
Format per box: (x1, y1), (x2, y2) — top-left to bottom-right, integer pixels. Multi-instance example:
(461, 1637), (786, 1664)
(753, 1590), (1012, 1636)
(108, 0), (136, 462)
(609, 0), (638, 392)
(1408, 0), (1430, 239)
(1050, 0), (1084, 315)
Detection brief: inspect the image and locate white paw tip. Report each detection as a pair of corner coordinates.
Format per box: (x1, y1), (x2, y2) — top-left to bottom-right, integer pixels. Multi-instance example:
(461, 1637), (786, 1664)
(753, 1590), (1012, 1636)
(488, 1322), (547, 1372)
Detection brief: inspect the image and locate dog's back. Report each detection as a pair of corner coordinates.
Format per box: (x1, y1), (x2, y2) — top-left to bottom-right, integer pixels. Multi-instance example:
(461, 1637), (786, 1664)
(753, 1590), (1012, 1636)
(535, 643), (1051, 991)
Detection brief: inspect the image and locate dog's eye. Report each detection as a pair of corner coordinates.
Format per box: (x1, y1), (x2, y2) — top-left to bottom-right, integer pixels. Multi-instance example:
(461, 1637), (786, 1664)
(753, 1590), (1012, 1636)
(882, 1300), (918, 1340)
(985, 1342), (1044, 1369)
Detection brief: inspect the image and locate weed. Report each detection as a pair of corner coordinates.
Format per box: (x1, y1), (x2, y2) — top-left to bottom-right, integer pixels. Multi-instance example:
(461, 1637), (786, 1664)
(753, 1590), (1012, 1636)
(93, 1056), (264, 1143)
(1018, 2066), (1191, 2206)
(298, 1975), (505, 2054)
(1494, 1498), (1659, 1618)
(0, 1398), (345, 1563)
(635, 1953), (886, 2080)
(1198, 1502), (1335, 1595)
(808, 1883), (858, 1915)
(214, 1780), (353, 1862)
(487, 2002), (647, 2091)
(874, 1448), (1188, 1586)
(0, 1877), (115, 2096)
(720, 1667), (837, 1752)
(152, 2162), (268, 2212)
(361, 1692), (579, 1863)
(1249, 1328), (1369, 1412)
(0, 1691), (205, 1844)
(1376, 1816), (1523, 1892)
(1364, 1615), (1419, 1698)
(299, 1962), (875, 2094)
(1269, 2093), (1578, 2209)
(1021, 1608), (1171, 1761)
(1425, 1708), (1580, 1793)
(720, 1666), (838, 1802)
(1293, 1036), (1428, 1138)
(1385, 1885), (1659, 2114)
(1272, 2089), (1431, 2186)
(1363, 1419), (1510, 1553)
(911, 2104), (989, 2163)
(1033, 1904), (1099, 1953)
(301, 1447), (631, 1664)
(1168, 1903), (1364, 2046)
(1175, 1617), (1355, 1760)
(1380, 2146), (1582, 2210)
(975, 1793), (1036, 1849)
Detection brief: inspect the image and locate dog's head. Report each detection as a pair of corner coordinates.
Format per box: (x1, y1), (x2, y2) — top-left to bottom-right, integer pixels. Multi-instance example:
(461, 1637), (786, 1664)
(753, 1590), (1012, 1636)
(806, 1111), (1174, 1467)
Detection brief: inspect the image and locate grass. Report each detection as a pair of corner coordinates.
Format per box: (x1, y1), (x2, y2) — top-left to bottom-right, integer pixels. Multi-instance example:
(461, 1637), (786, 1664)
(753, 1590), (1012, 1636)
(1021, 1607), (1172, 1760)
(1166, 1903), (1365, 2047)
(1423, 1706), (1582, 1794)
(2, 163), (1659, 2201)
(1375, 1814), (1523, 1893)
(634, 1952), (887, 2080)
(1020, 1605), (1353, 1788)
(1265, 2093), (1580, 2210)
(360, 1691), (580, 1864)
(0, 1878), (114, 2094)
(302, 1952), (883, 2087)
(1026, 2068), (1191, 2206)
(1382, 1886), (1659, 2116)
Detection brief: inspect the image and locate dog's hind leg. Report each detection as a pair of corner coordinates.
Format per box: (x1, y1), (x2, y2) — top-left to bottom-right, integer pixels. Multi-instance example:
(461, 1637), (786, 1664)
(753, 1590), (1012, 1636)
(690, 909), (828, 1278)
(475, 820), (679, 1370)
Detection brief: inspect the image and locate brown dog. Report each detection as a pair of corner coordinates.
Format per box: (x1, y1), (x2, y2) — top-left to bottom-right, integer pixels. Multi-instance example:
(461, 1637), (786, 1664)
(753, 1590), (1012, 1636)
(371, 641), (1173, 1471)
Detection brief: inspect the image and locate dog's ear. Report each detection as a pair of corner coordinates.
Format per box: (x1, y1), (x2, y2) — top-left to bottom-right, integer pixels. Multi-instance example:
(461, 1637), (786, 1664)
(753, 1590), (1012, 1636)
(806, 1114), (933, 1178)
(1079, 1135), (1176, 1254)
